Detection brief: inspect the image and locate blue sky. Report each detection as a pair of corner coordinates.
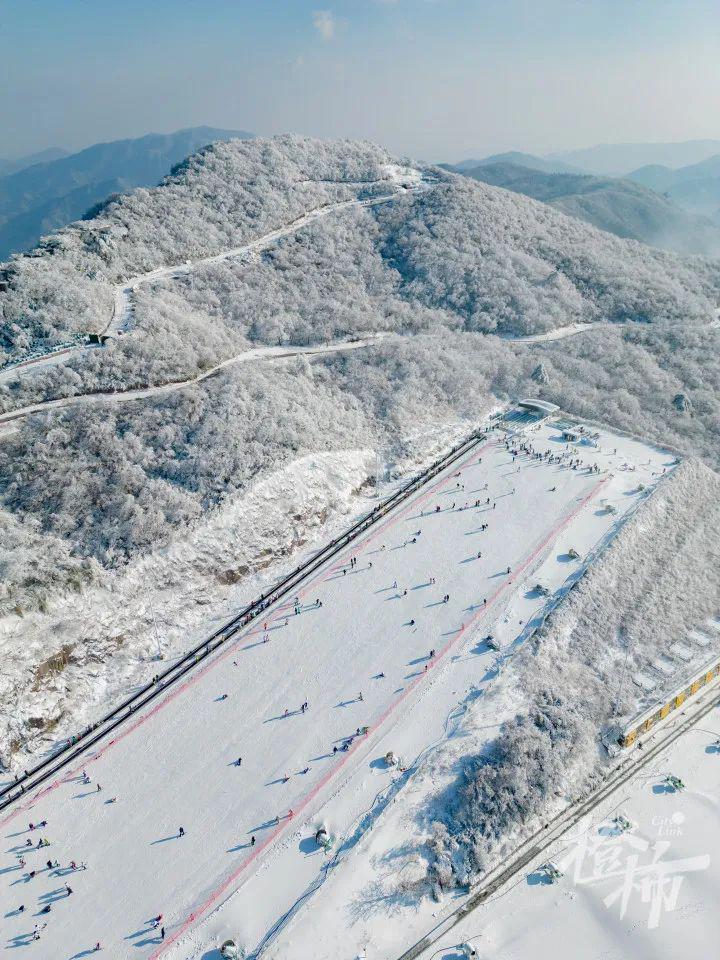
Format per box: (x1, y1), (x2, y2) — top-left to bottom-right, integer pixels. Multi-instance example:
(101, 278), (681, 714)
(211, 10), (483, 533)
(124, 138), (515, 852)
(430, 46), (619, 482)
(1, 0), (719, 160)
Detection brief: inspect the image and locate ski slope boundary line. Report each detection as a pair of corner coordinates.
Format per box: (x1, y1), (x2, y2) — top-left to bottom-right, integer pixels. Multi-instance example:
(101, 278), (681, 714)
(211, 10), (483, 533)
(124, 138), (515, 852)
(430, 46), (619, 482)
(147, 471), (609, 959)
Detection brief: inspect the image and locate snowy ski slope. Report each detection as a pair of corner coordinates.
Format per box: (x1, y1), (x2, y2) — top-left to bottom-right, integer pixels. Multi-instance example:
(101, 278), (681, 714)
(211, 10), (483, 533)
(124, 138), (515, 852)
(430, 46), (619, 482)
(0, 413), (673, 958)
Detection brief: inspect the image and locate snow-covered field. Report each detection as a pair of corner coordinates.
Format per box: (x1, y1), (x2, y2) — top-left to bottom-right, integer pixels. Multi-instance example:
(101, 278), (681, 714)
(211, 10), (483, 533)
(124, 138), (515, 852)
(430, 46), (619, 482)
(0, 413), (677, 958)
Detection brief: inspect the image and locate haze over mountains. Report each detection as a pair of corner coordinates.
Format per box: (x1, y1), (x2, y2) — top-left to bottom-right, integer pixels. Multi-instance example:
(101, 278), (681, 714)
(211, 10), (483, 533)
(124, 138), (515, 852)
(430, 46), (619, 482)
(548, 139), (720, 176)
(451, 159), (720, 256)
(627, 155), (720, 219)
(0, 126), (253, 260)
(0, 147), (69, 177)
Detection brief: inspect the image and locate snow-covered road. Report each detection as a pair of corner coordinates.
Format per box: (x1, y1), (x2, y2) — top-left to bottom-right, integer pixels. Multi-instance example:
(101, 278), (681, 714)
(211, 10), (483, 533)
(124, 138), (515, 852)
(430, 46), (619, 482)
(105, 189), (421, 338)
(0, 174), (425, 387)
(0, 414), (673, 958)
(0, 335), (397, 427)
(505, 320), (626, 344)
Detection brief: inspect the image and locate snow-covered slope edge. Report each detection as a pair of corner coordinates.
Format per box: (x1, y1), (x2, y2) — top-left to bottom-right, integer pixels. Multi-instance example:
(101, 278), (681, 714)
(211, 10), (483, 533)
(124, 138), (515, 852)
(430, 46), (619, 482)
(0, 414), (478, 769)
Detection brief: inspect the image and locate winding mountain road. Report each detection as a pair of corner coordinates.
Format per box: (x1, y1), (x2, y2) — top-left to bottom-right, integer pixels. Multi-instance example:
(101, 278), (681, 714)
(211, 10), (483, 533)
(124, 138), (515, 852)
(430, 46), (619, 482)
(0, 334), (398, 427)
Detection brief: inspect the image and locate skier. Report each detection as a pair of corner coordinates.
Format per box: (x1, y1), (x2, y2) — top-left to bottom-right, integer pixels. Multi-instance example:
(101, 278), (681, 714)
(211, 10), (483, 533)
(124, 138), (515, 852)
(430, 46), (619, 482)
(178, 826), (185, 838)
(409, 619), (416, 626)
(65, 885), (73, 896)
(251, 836), (256, 846)
(236, 757), (242, 766)
(358, 691), (363, 702)
(160, 927), (165, 940)
(151, 915), (163, 927)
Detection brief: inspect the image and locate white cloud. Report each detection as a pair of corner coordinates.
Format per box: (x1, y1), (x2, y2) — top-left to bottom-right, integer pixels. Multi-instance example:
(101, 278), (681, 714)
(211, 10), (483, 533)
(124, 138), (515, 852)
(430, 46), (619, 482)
(313, 10), (336, 41)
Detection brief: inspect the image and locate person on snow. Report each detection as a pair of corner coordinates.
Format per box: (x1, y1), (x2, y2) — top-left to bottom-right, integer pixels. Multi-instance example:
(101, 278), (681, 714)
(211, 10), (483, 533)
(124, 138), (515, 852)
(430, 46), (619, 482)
(65, 885), (73, 896)
(251, 836), (256, 846)
(178, 826), (185, 838)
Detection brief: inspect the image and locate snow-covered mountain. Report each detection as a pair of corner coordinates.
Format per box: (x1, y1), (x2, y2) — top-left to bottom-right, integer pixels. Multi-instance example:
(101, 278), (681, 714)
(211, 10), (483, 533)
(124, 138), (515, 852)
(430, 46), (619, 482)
(1, 133), (719, 690)
(0, 126), (253, 260)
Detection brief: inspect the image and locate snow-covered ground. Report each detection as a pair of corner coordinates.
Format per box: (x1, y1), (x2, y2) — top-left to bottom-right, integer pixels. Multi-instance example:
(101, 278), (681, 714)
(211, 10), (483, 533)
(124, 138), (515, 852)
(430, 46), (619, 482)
(441, 699), (720, 960)
(0, 412), (676, 959)
(273, 682), (720, 960)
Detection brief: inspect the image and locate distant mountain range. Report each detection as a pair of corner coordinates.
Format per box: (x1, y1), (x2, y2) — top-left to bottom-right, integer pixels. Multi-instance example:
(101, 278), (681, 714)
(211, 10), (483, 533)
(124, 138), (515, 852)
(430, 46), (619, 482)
(0, 127), (253, 260)
(448, 158), (720, 256)
(0, 147), (69, 177)
(451, 152), (583, 175)
(548, 140), (720, 176)
(626, 155), (720, 219)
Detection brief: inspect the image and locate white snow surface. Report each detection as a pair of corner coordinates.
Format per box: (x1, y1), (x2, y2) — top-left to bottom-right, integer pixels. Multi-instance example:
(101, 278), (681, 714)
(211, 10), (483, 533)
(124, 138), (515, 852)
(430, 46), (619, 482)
(0, 415), (675, 958)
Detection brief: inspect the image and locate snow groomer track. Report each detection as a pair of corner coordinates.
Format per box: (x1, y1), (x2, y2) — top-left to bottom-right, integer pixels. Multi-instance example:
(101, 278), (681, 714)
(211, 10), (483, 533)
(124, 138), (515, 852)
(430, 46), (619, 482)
(0, 408), (676, 958)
